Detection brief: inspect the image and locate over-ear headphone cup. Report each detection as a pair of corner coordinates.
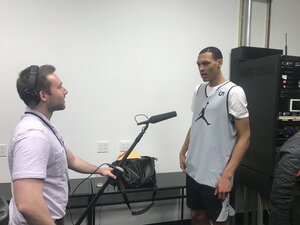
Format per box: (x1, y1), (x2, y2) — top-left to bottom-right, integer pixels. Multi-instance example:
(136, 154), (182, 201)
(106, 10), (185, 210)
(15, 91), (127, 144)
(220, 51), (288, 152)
(20, 65), (40, 107)
(21, 90), (40, 107)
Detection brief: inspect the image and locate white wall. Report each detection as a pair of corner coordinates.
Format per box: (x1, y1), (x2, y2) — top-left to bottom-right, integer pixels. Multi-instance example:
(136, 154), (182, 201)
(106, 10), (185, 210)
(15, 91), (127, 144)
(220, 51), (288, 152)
(0, 0), (240, 182)
(249, 0), (300, 54)
(1, 0), (300, 224)
(269, 0), (300, 56)
(250, 0), (268, 47)
(0, 0), (299, 183)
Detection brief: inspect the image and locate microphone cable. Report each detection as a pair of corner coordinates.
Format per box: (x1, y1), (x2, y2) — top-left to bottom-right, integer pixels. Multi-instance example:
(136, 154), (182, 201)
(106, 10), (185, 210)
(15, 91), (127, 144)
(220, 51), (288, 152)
(68, 162), (118, 225)
(134, 114), (148, 125)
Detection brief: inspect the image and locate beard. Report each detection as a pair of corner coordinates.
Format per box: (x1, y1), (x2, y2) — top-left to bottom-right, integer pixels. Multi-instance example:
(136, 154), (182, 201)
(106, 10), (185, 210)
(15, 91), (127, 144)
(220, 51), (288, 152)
(47, 102), (66, 112)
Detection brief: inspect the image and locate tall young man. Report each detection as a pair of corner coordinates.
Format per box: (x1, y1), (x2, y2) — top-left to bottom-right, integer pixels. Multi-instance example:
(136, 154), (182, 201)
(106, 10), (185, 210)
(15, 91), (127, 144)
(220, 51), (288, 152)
(179, 47), (250, 225)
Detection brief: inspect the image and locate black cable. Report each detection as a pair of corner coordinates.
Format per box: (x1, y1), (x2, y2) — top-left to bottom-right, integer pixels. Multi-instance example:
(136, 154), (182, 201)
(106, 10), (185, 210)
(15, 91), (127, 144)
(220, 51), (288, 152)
(71, 163), (106, 196)
(134, 114), (148, 125)
(68, 163), (116, 225)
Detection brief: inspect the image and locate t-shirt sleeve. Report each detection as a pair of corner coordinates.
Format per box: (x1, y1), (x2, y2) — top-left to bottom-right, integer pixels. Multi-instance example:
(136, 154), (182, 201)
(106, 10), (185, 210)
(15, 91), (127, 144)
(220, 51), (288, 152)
(228, 86), (249, 119)
(11, 130), (51, 181)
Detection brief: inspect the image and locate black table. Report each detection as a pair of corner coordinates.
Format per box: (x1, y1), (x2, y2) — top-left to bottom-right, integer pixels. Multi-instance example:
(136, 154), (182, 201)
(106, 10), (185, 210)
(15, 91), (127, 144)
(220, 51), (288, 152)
(1, 172), (186, 225)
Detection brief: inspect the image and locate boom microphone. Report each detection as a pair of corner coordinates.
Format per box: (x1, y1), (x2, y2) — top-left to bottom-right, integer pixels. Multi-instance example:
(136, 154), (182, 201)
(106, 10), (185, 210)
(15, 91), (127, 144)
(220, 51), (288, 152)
(137, 111), (177, 125)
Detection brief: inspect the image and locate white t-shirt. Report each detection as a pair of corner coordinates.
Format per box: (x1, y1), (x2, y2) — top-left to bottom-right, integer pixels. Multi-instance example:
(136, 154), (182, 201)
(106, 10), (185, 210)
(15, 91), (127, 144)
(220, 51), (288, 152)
(191, 82), (249, 119)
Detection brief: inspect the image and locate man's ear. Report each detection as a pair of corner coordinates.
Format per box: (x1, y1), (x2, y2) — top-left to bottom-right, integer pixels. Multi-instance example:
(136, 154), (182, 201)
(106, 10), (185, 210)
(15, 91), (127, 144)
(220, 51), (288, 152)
(217, 58), (223, 68)
(39, 90), (48, 102)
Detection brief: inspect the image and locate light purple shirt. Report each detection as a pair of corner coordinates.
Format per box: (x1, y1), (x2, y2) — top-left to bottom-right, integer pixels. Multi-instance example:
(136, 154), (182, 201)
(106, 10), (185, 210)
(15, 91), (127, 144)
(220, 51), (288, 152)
(8, 107), (69, 224)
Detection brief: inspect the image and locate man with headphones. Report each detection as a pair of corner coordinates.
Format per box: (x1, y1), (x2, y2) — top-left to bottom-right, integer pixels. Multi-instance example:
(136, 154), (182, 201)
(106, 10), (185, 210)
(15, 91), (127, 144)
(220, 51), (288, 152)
(8, 65), (116, 225)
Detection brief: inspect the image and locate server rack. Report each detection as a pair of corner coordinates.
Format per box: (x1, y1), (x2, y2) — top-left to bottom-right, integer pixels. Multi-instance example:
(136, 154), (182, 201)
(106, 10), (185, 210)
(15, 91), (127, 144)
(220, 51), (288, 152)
(230, 47), (300, 198)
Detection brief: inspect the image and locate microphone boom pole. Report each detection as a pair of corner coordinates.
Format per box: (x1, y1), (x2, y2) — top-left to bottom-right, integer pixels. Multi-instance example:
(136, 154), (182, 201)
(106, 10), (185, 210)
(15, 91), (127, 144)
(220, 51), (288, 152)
(75, 124), (149, 225)
(75, 111), (176, 225)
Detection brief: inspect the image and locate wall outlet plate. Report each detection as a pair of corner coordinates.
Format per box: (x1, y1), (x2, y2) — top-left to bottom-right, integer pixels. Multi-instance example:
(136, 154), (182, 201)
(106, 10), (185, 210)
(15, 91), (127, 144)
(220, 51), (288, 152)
(97, 141), (109, 153)
(120, 140), (131, 152)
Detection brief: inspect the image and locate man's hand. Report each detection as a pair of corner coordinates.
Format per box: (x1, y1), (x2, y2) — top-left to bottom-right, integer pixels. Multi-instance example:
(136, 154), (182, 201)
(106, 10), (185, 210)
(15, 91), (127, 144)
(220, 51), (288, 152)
(98, 167), (117, 179)
(179, 128), (190, 173)
(214, 174), (232, 200)
(179, 152), (187, 173)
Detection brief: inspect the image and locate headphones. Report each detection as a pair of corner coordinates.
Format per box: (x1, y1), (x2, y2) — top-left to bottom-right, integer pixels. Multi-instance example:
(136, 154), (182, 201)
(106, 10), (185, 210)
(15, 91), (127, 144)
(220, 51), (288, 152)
(21, 65), (40, 107)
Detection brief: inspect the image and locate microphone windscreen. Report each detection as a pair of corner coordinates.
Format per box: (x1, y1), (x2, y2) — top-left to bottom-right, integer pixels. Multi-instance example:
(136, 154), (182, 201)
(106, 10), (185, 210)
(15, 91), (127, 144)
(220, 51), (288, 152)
(149, 111), (177, 124)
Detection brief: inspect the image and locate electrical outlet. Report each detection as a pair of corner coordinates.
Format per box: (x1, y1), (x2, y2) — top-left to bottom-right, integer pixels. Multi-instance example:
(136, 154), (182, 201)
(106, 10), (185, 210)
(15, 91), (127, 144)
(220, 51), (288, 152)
(97, 141), (109, 153)
(0, 144), (7, 157)
(120, 140), (131, 152)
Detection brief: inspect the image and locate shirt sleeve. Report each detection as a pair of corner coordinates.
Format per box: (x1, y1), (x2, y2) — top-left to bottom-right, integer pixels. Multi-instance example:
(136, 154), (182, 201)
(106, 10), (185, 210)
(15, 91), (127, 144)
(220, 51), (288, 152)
(11, 130), (51, 181)
(228, 86), (249, 119)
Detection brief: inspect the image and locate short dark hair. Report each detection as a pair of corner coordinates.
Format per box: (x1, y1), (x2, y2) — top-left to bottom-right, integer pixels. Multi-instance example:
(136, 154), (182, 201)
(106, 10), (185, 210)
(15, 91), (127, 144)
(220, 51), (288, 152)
(199, 46), (223, 60)
(17, 65), (56, 99)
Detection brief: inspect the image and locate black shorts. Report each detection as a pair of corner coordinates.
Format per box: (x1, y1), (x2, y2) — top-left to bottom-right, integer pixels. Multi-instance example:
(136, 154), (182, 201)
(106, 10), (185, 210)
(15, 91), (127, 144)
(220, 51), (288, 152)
(186, 174), (223, 221)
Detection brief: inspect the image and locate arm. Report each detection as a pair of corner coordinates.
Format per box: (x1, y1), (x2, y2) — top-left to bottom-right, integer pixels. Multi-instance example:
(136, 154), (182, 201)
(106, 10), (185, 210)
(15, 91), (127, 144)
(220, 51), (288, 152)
(215, 117), (250, 200)
(13, 179), (55, 225)
(66, 150), (116, 179)
(179, 128), (191, 173)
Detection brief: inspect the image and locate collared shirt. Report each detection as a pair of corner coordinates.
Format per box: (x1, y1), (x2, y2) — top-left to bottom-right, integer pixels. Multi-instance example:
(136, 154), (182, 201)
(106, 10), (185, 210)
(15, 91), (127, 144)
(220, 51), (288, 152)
(8, 107), (69, 224)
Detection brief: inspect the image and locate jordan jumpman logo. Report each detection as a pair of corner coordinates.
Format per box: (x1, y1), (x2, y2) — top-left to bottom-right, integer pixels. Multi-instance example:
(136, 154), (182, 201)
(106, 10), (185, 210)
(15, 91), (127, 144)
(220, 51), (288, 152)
(195, 102), (210, 125)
